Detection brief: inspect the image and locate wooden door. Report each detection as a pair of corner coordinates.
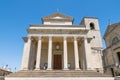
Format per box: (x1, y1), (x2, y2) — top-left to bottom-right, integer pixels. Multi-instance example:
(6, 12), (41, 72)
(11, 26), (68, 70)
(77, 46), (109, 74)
(53, 55), (62, 69)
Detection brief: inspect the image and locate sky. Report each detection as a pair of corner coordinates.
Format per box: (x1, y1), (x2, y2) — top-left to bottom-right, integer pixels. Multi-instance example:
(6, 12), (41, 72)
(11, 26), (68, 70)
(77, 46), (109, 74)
(0, 0), (120, 72)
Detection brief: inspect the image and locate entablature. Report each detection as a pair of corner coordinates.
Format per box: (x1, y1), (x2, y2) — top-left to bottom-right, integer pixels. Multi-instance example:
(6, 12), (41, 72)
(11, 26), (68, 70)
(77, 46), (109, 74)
(27, 28), (89, 35)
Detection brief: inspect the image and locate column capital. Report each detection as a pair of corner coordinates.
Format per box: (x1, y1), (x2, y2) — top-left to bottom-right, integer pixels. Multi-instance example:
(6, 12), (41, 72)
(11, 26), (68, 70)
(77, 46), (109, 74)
(23, 37), (28, 42)
(28, 36), (34, 42)
(28, 36), (32, 40)
(48, 36), (52, 40)
(63, 36), (67, 40)
(83, 36), (88, 39)
(74, 36), (78, 40)
(38, 36), (42, 40)
(81, 37), (87, 42)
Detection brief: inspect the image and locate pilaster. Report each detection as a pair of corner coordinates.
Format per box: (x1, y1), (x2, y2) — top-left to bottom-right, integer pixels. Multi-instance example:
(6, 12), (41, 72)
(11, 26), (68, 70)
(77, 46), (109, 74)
(83, 37), (92, 70)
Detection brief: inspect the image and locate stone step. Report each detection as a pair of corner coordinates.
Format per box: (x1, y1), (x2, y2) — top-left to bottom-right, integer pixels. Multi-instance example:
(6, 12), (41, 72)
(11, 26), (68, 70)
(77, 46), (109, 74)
(7, 70), (112, 77)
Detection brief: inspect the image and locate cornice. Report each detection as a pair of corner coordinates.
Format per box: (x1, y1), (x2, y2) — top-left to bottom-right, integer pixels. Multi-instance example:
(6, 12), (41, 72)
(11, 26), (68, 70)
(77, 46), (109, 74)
(83, 17), (98, 19)
(27, 28), (89, 35)
(30, 24), (85, 28)
(42, 18), (73, 21)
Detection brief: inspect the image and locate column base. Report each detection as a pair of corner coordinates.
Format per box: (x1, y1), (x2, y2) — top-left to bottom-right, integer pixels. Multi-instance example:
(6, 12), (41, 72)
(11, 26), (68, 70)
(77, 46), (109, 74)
(63, 68), (69, 70)
(22, 68), (29, 70)
(75, 68), (81, 70)
(47, 68), (52, 70)
(35, 68), (40, 70)
(86, 68), (94, 71)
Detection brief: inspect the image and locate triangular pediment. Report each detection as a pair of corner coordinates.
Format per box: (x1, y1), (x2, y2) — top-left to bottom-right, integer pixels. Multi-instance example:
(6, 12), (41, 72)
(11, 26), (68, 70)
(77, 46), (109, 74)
(42, 12), (73, 20)
(52, 16), (64, 19)
(42, 12), (74, 25)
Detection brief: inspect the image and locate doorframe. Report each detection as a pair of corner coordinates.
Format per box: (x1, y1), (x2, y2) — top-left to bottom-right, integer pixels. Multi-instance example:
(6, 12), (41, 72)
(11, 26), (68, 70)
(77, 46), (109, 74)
(53, 54), (62, 70)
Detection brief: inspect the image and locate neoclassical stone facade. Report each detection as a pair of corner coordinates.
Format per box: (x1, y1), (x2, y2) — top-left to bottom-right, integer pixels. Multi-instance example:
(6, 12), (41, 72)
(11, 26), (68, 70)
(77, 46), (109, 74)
(103, 23), (120, 75)
(20, 12), (103, 72)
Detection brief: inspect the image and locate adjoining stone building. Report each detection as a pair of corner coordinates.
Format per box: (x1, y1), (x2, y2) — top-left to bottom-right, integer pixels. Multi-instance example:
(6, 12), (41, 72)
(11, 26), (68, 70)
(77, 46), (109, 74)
(103, 23), (120, 76)
(0, 68), (12, 80)
(0, 68), (12, 76)
(6, 12), (114, 80)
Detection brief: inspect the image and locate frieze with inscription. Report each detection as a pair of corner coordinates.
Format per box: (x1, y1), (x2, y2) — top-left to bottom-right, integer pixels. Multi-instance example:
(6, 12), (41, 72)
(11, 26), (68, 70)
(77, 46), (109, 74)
(29, 29), (88, 35)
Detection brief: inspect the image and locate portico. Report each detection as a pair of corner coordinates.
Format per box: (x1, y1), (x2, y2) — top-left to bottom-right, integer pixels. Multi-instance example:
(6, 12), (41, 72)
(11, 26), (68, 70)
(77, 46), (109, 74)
(21, 35), (91, 70)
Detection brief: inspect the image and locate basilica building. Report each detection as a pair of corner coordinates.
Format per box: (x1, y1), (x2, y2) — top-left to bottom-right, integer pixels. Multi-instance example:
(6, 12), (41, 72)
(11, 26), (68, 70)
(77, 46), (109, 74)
(6, 12), (114, 80)
(20, 12), (103, 71)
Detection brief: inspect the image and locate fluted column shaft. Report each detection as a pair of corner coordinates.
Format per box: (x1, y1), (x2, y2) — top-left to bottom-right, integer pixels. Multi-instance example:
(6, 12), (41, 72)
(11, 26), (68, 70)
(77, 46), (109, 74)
(35, 36), (42, 70)
(21, 37), (32, 70)
(63, 37), (68, 70)
(47, 36), (52, 70)
(74, 37), (80, 70)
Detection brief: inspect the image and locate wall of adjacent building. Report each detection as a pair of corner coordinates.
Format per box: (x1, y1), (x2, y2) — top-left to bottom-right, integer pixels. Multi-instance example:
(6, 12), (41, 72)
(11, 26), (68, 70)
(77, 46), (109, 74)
(103, 24), (120, 75)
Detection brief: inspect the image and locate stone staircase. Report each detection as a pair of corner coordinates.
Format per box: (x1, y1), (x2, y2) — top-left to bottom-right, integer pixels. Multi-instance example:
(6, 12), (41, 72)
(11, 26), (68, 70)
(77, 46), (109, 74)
(7, 70), (113, 77)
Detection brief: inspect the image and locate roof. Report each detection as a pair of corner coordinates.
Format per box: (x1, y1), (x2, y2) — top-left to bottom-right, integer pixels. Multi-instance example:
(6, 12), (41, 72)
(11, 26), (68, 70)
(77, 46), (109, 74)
(42, 12), (74, 22)
(103, 22), (120, 39)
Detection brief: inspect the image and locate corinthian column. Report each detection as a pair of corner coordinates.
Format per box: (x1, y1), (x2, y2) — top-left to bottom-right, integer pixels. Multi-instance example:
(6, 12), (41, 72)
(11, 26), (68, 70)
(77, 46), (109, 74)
(47, 36), (52, 70)
(63, 36), (68, 70)
(21, 37), (32, 70)
(35, 36), (42, 70)
(74, 37), (80, 70)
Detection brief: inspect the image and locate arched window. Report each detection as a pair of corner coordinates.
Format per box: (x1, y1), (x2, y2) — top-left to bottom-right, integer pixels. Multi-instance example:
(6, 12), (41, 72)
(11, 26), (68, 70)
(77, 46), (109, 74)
(112, 37), (119, 45)
(90, 23), (95, 30)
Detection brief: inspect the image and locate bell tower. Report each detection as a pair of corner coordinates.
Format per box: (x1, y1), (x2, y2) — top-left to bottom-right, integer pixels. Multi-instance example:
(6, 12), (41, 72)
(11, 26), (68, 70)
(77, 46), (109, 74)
(80, 17), (103, 72)
(80, 17), (102, 48)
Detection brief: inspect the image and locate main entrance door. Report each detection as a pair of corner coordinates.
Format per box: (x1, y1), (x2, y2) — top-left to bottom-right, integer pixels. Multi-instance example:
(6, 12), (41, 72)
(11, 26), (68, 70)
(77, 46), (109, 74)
(53, 55), (62, 69)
